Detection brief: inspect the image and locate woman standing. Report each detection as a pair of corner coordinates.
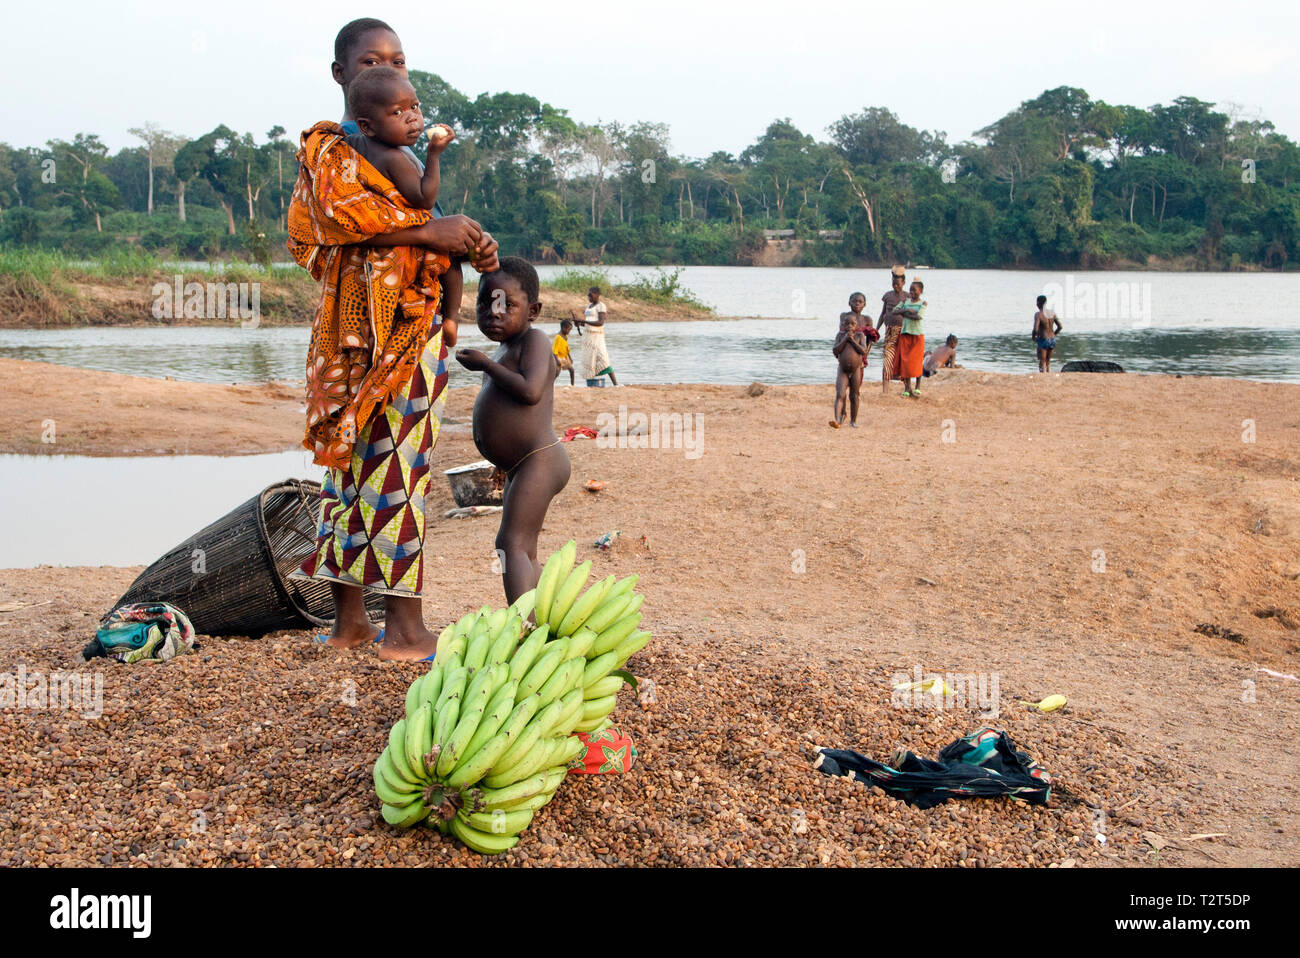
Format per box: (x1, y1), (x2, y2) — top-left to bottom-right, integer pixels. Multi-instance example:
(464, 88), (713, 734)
(576, 285), (619, 386)
(875, 265), (908, 395)
(292, 18), (498, 662)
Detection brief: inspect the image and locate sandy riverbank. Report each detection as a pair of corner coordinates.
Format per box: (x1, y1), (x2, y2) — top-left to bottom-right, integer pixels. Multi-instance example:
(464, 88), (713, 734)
(1, 360), (1298, 866)
(0, 274), (715, 329)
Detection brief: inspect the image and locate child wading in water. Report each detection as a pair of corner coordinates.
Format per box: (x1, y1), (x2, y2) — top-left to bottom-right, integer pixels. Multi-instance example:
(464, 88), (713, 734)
(830, 293), (871, 428)
(456, 258), (572, 604)
(923, 334), (959, 377)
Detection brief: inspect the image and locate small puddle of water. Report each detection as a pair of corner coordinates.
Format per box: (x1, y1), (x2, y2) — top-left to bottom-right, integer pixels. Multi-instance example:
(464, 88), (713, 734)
(2, 450), (322, 568)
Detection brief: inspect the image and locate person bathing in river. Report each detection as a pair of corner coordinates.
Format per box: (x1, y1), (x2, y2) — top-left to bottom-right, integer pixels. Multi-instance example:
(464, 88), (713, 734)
(456, 258), (572, 604)
(1033, 295), (1062, 372)
(575, 286), (619, 386)
(923, 334), (958, 377)
(831, 304), (868, 428)
(291, 17), (499, 661)
(876, 265), (908, 395)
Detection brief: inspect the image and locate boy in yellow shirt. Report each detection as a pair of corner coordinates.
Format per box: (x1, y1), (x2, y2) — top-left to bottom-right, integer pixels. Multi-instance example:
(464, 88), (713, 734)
(552, 319), (575, 386)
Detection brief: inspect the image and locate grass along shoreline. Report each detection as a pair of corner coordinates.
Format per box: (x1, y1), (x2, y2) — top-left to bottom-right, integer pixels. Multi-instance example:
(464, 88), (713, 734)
(0, 249), (716, 328)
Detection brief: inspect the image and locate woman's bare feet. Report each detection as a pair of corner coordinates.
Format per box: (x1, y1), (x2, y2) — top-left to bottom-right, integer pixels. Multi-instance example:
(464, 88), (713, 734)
(320, 621), (382, 649)
(319, 582), (381, 648)
(378, 595), (439, 661)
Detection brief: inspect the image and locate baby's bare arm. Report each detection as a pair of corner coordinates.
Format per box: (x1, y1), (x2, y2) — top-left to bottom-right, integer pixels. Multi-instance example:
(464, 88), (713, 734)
(384, 147), (438, 210)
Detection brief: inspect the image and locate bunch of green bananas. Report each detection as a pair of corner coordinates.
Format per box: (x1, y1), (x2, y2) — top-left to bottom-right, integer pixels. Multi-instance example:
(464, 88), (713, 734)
(532, 540), (651, 734)
(372, 541), (652, 855)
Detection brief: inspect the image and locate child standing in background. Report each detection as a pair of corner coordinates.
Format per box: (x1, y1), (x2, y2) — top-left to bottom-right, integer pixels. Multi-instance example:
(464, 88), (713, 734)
(831, 294), (870, 428)
(892, 279), (927, 397)
(553, 319), (575, 386)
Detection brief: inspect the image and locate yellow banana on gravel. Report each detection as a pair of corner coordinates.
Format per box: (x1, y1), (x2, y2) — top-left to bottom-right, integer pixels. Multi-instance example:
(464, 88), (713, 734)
(546, 560), (593, 631)
(614, 630), (652, 666)
(388, 720), (422, 785)
(419, 667), (443, 711)
(373, 541), (654, 852)
(590, 611), (643, 656)
(382, 797), (430, 828)
(473, 772), (550, 810)
(581, 592), (635, 636)
(487, 614), (523, 665)
(556, 574), (615, 638)
(459, 679), (519, 764)
(565, 626), (599, 661)
(537, 658), (584, 708)
(546, 688), (586, 737)
(517, 637), (570, 700)
(582, 650), (620, 688)
(533, 541), (575, 625)
(507, 624), (549, 683)
(582, 694), (618, 722)
(374, 752), (422, 806)
(584, 674), (626, 699)
(460, 806), (535, 836)
(450, 814), (519, 854)
(509, 588), (536, 624)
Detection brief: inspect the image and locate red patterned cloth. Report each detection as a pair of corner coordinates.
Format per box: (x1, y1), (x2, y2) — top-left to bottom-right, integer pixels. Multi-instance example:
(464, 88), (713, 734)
(566, 725), (637, 775)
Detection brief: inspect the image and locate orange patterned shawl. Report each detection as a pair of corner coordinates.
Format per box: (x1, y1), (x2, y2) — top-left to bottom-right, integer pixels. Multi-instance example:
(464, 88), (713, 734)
(288, 121), (450, 468)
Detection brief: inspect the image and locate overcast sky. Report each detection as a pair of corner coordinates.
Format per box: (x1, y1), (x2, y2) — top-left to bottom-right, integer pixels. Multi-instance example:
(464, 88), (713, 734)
(3, 0), (1297, 157)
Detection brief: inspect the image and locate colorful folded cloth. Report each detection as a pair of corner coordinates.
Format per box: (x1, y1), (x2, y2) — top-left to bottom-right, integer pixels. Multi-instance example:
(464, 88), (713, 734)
(562, 426), (599, 442)
(85, 602), (197, 663)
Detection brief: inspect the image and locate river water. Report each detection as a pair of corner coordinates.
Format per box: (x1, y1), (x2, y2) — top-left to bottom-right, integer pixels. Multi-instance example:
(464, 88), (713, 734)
(3, 266), (1299, 383)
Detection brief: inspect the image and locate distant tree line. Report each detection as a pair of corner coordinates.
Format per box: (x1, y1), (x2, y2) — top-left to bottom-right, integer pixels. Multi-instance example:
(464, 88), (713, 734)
(1, 81), (1297, 269)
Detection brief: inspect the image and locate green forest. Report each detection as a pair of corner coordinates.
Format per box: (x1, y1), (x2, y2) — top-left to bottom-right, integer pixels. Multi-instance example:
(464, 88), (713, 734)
(2, 79), (1297, 270)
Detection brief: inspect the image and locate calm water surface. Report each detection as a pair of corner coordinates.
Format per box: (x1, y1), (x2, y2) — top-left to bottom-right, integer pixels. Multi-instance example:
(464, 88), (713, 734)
(1, 267), (1298, 383)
